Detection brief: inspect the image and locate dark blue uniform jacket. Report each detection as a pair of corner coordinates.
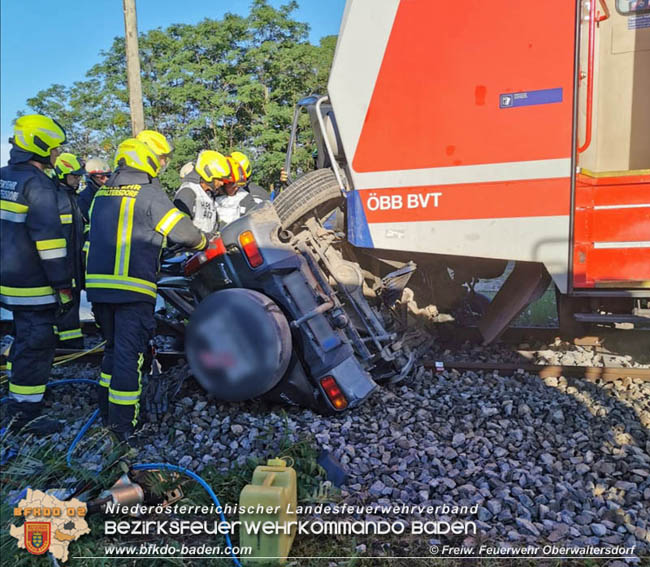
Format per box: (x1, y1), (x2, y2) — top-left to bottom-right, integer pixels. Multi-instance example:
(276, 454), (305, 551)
(77, 176), (101, 224)
(57, 182), (85, 289)
(85, 166), (206, 304)
(0, 148), (73, 310)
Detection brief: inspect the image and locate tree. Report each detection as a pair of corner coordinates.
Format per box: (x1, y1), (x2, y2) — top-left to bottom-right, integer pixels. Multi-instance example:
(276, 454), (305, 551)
(22, 1), (336, 194)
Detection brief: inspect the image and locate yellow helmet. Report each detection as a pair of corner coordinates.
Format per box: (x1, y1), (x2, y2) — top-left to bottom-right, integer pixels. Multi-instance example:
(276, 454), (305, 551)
(12, 114), (67, 157)
(114, 138), (160, 177)
(136, 130), (173, 158)
(54, 153), (85, 179)
(195, 150), (230, 182)
(230, 151), (252, 179)
(225, 157), (245, 185)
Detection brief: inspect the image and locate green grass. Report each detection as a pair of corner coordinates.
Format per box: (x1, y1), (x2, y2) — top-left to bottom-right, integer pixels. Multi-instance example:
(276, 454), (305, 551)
(1, 429), (629, 567)
(0, 421), (335, 566)
(512, 287), (558, 328)
(480, 284), (558, 328)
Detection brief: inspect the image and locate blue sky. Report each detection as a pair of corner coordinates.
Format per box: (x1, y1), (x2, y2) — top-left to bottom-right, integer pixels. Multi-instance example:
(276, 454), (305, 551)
(0, 0), (345, 165)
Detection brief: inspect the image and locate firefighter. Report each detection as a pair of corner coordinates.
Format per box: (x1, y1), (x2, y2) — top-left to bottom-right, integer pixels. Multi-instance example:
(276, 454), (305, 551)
(53, 153), (86, 349)
(272, 167), (289, 201)
(78, 158), (112, 269)
(0, 114), (72, 434)
(78, 157), (111, 224)
(55, 152), (84, 195)
(179, 161), (200, 184)
(230, 151), (270, 203)
(86, 137), (208, 441)
(173, 155), (228, 233)
(212, 155), (267, 229)
(136, 129), (173, 172)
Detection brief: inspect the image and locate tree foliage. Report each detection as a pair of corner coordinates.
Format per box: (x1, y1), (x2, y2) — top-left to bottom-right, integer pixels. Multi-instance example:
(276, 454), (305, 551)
(23, 0), (336, 192)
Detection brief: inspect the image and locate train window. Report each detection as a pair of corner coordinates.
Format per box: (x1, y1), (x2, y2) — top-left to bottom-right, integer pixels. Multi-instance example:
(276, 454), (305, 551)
(615, 0), (650, 15)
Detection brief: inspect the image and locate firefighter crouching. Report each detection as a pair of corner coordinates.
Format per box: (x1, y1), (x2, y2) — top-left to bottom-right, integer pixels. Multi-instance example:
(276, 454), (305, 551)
(53, 153), (86, 349)
(0, 114), (73, 434)
(86, 137), (208, 441)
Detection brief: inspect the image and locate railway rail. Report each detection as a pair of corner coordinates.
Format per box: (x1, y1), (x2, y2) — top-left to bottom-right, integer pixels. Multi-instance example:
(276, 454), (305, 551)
(41, 347), (650, 385)
(422, 359), (650, 383)
(7, 346), (647, 389)
(3, 321), (648, 387)
(435, 324), (650, 348)
(2, 319), (648, 345)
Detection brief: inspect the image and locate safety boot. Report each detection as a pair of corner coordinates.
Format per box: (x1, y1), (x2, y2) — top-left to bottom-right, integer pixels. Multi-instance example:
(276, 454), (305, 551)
(108, 426), (138, 450)
(98, 388), (109, 426)
(2, 400), (64, 435)
(108, 401), (139, 446)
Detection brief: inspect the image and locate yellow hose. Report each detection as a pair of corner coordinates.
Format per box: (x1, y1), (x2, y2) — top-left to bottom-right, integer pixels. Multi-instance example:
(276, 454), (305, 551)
(0, 340), (106, 381)
(53, 341), (106, 366)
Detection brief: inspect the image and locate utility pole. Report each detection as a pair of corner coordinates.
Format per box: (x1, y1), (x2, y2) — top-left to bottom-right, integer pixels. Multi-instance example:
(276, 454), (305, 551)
(123, 0), (145, 135)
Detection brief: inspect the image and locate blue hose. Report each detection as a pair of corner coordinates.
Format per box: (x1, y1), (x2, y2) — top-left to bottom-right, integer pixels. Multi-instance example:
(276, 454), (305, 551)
(66, 409), (100, 467)
(4, 379), (241, 566)
(132, 462), (242, 567)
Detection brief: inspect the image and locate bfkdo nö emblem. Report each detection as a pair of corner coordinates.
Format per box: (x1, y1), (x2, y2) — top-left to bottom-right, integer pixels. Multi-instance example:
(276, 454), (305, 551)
(25, 522), (51, 555)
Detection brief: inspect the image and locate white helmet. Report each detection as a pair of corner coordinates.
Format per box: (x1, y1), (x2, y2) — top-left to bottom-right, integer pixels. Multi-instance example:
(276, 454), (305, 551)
(85, 157), (111, 175)
(179, 161), (195, 180)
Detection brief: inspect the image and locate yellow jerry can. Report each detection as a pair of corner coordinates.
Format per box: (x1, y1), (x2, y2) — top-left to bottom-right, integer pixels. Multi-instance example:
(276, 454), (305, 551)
(239, 458), (297, 565)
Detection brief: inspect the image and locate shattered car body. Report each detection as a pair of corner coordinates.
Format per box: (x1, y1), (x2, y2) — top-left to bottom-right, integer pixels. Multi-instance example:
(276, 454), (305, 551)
(157, 202), (415, 413)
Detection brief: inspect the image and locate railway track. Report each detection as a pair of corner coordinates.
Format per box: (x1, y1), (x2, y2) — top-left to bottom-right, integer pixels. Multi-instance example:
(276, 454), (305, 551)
(422, 359), (650, 383)
(35, 346), (650, 385)
(3, 321), (648, 383)
(435, 323), (650, 348)
(2, 319), (647, 345)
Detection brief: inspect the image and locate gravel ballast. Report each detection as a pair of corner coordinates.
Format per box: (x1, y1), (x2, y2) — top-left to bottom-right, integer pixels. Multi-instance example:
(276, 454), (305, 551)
(4, 334), (650, 555)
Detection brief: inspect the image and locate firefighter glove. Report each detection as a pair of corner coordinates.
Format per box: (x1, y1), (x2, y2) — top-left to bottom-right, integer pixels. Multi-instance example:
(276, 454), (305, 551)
(56, 288), (74, 318)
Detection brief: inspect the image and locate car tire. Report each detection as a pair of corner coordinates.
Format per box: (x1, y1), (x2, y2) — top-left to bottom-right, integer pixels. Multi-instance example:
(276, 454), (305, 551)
(273, 168), (344, 231)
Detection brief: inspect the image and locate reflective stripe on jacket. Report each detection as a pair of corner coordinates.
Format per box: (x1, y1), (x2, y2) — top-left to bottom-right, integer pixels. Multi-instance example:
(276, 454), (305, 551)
(77, 177), (101, 224)
(0, 161), (73, 310)
(58, 182), (85, 289)
(85, 167), (206, 304)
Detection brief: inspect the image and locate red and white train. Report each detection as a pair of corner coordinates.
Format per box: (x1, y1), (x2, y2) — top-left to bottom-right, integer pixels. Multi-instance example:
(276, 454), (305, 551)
(278, 0), (650, 341)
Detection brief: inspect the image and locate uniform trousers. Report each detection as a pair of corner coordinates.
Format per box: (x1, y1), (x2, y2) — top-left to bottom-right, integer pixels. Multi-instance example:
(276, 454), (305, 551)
(92, 301), (155, 433)
(8, 308), (57, 405)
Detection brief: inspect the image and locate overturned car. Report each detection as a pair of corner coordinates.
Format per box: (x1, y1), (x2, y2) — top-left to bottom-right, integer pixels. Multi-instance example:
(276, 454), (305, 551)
(157, 202), (415, 414)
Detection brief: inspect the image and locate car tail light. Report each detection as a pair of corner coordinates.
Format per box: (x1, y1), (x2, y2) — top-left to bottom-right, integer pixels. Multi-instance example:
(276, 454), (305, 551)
(238, 230), (263, 268)
(184, 236), (227, 276)
(320, 376), (348, 410)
